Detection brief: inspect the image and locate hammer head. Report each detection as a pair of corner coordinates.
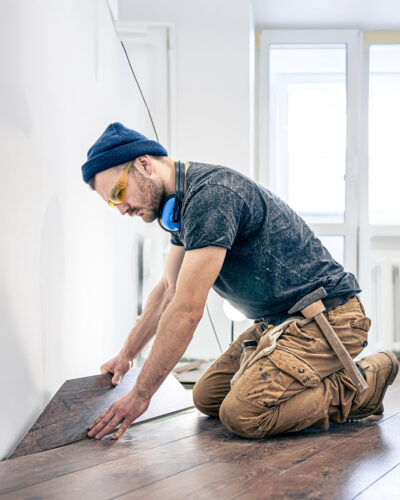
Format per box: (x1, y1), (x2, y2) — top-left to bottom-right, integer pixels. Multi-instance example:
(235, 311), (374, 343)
(288, 287), (328, 315)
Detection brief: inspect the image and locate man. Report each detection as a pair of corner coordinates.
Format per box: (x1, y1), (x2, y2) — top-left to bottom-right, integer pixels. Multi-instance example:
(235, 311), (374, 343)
(83, 122), (398, 440)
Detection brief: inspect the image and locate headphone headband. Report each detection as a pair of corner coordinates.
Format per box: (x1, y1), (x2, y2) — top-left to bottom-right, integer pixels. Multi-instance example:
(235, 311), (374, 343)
(172, 161), (184, 223)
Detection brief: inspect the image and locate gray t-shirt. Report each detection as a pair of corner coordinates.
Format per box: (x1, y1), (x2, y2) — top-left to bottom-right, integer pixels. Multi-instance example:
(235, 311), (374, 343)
(170, 162), (360, 324)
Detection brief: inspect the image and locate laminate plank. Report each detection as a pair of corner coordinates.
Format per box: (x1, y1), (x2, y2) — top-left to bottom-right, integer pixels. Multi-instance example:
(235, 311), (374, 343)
(119, 384), (400, 500)
(354, 462), (400, 499)
(115, 416), (390, 499)
(0, 423), (259, 500)
(3, 367), (399, 499)
(2, 405), (379, 499)
(174, 362), (213, 385)
(236, 412), (400, 500)
(0, 411), (220, 495)
(55, 374), (118, 393)
(8, 368), (193, 459)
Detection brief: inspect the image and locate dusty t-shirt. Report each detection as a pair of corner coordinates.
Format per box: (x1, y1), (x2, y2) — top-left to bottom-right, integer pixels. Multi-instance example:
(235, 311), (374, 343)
(170, 162), (360, 324)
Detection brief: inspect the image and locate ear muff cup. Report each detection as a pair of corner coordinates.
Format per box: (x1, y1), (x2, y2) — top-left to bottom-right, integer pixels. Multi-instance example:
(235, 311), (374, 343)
(157, 161), (185, 233)
(158, 195), (181, 232)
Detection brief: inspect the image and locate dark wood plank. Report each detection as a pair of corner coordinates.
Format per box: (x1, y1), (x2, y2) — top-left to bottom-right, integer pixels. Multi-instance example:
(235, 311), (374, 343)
(119, 380), (400, 500)
(235, 412), (400, 500)
(0, 411), (219, 495)
(0, 421), (259, 499)
(3, 367), (399, 499)
(8, 368), (193, 459)
(2, 408), (370, 499)
(7, 415), (364, 499)
(355, 462), (400, 499)
(115, 418), (390, 499)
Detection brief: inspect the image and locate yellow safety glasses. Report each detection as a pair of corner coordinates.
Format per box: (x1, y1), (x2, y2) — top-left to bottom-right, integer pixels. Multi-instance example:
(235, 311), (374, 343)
(108, 161), (133, 209)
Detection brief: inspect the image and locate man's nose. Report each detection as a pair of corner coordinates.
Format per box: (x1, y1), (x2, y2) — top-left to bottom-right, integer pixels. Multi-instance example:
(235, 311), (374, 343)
(117, 204), (129, 215)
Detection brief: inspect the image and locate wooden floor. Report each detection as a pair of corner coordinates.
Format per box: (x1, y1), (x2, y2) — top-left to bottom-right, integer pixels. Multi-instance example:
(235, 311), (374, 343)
(1, 378), (399, 500)
(7, 370), (193, 459)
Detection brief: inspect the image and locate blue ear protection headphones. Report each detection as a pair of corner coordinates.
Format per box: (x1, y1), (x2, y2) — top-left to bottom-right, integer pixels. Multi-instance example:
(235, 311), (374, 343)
(158, 161), (185, 232)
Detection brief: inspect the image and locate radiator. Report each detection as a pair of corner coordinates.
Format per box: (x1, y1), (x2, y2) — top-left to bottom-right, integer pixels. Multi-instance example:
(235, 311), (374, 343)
(371, 259), (400, 352)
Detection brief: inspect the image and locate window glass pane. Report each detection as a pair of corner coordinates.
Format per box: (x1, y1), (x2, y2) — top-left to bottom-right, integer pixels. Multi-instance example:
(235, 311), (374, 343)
(369, 44), (400, 225)
(269, 45), (346, 223)
(319, 235), (345, 265)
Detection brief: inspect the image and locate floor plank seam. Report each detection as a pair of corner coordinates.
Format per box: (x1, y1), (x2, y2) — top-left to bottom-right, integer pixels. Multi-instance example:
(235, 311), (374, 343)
(350, 461), (400, 499)
(109, 429), (364, 500)
(3, 407), (400, 497)
(0, 423), (216, 496)
(5, 409), (198, 464)
(230, 413), (400, 500)
(104, 432), (266, 498)
(7, 369), (194, 460)
(109, 459), (212, 500)
(94, 412), (400, 500)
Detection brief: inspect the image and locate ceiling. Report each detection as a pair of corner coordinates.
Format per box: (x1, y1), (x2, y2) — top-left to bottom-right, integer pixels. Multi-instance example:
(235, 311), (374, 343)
(252, 0), (400, 28)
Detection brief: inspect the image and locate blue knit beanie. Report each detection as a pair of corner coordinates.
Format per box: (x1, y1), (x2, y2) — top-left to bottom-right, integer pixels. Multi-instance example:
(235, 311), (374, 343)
(81, 122), (168, 183)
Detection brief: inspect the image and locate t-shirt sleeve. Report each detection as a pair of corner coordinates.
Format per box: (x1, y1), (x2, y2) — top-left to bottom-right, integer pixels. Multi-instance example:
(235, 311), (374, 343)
(170, 231), (184, 246)
(181, 185), (246, 251)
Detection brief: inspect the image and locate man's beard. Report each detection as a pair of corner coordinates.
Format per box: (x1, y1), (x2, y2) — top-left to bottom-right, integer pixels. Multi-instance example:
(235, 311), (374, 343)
(134, 172), (166, 223)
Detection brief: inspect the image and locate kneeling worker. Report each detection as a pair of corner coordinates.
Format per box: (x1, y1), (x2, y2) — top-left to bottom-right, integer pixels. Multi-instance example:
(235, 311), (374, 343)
(83, 122), (398, 440)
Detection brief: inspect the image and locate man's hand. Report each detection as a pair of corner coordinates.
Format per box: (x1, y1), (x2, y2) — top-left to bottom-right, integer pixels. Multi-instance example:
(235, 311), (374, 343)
(100, 353), (132, 386)
(87, 390), (150, 440)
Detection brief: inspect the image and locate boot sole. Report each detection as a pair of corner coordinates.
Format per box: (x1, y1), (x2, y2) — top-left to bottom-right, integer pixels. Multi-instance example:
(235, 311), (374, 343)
(347, 350), (399, 421)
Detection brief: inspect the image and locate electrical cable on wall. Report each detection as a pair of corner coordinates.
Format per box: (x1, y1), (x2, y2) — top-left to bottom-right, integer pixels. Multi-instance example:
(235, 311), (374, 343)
(205, 303), (223, 353)
(106, 0), (159, 141)
(115, 24), (224, 355)
(120, 42), (160, 142)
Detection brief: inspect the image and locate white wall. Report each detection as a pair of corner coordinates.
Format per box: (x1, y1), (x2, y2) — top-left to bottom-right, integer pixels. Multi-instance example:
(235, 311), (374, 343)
(119, 0), (254, 176)
(4, 0), (398, 460)
(118, 0), (255, 361)
(0, 0), (162, 459)
(119, 0), (400, 363)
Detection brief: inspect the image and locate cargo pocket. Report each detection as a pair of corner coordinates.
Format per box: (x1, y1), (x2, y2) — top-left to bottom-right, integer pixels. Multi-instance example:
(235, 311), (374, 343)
(350, 316), (371, 349)
(350, 316), (371, 332)
(257, 348), (321, 408)
(277, 321), (318, 356)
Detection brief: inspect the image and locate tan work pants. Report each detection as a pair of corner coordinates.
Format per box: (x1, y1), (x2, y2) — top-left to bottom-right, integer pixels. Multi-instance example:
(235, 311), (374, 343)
(193, 297), (371, 438)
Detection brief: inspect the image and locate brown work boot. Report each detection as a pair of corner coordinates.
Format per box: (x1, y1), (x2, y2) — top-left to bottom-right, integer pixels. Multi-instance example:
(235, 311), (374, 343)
(348, 350), (399, 421)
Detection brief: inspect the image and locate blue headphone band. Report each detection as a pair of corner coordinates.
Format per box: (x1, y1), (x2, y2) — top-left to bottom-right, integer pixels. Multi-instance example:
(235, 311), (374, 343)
(157, 161), (185, 233)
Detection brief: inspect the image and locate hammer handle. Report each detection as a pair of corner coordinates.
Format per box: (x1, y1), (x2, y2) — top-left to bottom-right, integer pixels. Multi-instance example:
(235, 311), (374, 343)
(314, 313), (368, 394)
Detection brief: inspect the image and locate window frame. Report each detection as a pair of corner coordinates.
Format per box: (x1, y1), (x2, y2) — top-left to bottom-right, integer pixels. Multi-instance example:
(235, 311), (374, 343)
(258, 29), (363, 277)
(258, 29), (400, 329)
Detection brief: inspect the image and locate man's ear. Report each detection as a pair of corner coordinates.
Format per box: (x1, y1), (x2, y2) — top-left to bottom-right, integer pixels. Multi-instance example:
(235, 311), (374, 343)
(134, 155), (153, 176)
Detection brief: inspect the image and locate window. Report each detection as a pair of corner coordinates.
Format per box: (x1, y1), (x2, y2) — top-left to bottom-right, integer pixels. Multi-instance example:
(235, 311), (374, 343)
(369, 44), (400, 225)
(259, 30), (400, 354)
(259, 30), (360, 274)
(269, 44), (346, 224)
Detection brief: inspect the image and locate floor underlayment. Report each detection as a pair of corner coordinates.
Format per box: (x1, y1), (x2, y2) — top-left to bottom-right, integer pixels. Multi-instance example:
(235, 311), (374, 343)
(7, 368), (194, 459)
(173, 360), (214, 387)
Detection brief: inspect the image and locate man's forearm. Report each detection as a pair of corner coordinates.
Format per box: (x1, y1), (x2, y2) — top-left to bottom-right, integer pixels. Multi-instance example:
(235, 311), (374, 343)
(132, 299), (201, 400)
(88, 247), (225, 440)
(120, 279), (175, 361)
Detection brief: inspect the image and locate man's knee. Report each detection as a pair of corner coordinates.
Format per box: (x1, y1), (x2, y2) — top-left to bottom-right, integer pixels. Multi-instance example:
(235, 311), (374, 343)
(192, 379), (220, 417)
(219, 392), (270, 439)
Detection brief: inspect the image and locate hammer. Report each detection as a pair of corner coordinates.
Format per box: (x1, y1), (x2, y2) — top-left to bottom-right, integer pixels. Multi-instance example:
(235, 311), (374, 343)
(288, 287), (368, 394)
